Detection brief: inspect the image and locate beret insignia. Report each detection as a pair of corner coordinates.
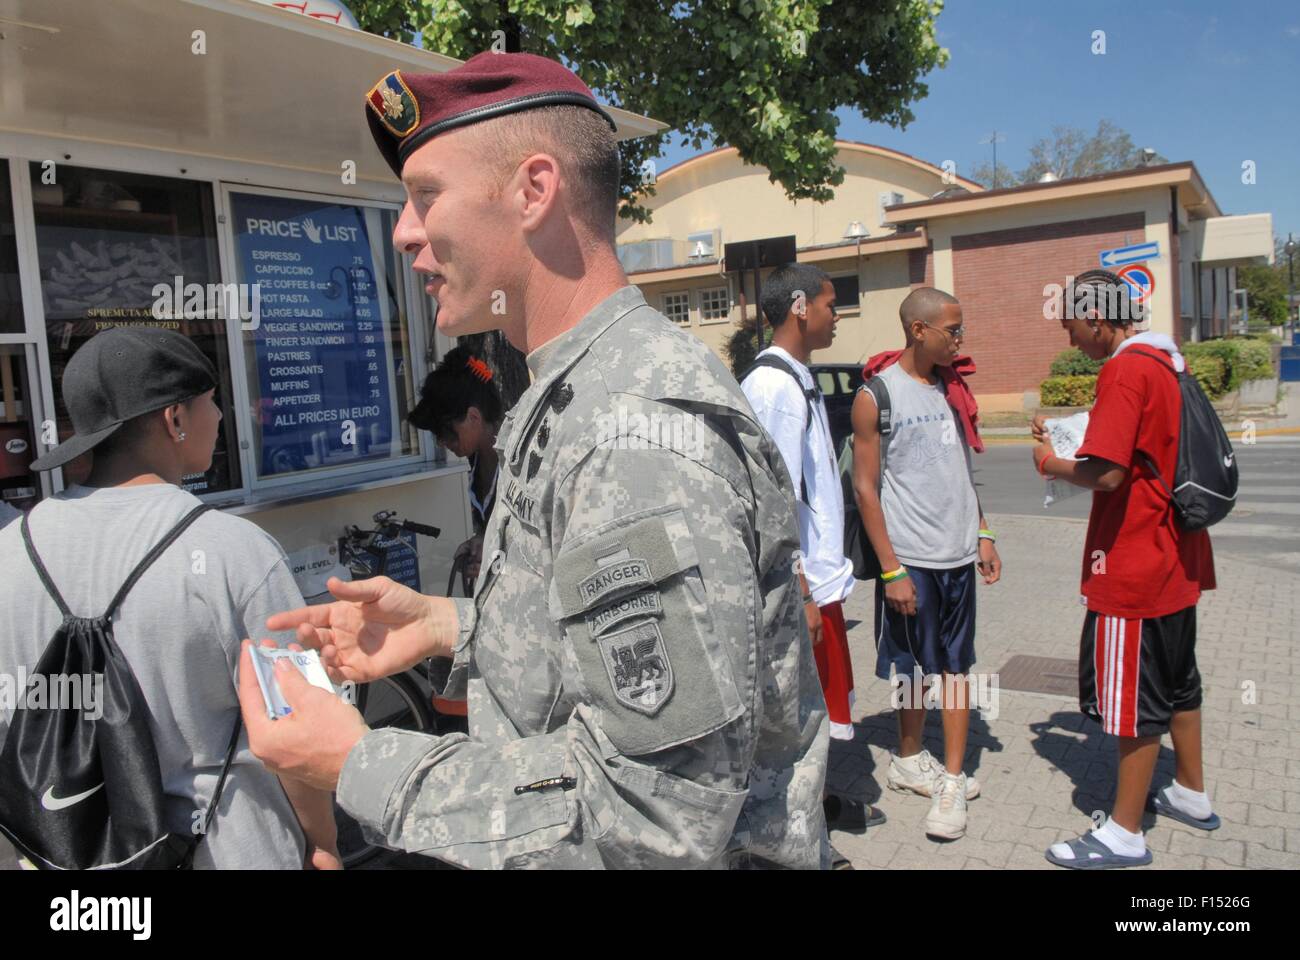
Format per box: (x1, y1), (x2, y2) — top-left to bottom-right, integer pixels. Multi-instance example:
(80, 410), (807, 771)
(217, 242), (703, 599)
(366, 71), (420, 138)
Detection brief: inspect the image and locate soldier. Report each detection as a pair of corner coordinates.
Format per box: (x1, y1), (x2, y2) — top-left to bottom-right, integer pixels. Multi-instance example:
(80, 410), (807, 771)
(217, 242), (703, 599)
(236, 52), (830, 869)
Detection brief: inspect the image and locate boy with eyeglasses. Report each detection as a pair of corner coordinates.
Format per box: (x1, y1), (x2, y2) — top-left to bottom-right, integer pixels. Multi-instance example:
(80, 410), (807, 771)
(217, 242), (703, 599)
(851, 287), (1000, 840)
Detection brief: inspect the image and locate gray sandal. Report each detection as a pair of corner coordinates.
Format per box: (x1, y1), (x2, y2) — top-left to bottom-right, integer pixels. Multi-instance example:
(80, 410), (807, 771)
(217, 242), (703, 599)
(1149, 788), (1221, 831)
(1044, 832), (1152, 870)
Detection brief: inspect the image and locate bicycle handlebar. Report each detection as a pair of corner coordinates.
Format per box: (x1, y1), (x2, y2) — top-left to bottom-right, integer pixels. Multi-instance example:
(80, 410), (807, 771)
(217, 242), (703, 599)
(400, 520), (441, 539)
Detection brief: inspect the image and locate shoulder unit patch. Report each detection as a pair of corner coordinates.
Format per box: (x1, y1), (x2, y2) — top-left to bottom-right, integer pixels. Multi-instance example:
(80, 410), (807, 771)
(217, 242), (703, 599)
(598, 621), (673, 716)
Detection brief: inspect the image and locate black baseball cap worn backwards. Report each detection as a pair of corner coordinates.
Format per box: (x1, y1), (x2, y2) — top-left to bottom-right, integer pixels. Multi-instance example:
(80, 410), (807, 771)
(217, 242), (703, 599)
(31, 326), (218, 471)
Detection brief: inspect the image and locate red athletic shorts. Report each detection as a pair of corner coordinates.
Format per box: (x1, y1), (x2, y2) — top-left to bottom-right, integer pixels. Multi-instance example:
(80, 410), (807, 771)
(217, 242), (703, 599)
(814, 601), (856, 740)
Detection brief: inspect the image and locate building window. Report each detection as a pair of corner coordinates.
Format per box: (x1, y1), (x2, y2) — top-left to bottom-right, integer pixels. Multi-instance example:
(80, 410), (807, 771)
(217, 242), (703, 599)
(830, 275), (860, 313)
(29, 163), (242, 495)
(662, 291), (691, 325)
(699, 285), (731, 323)
(228, 190), (419, 484)
(1, 161), (23, 336)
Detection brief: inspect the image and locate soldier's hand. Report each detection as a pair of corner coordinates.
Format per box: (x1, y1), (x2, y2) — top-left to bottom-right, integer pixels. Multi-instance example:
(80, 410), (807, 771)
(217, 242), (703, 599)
(238, 640), (368, 792)
(266, 576), (459, 684)
(804, 599), (824, 647)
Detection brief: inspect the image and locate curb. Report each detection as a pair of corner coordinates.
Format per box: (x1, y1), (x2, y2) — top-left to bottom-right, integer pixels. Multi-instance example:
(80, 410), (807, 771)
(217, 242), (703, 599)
(980, 425), (1300, 445)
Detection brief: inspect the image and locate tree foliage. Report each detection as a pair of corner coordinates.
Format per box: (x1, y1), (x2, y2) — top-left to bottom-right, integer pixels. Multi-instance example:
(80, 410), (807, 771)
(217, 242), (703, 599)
(352, 0), (949, 223)
(969, 120), (1166, 188)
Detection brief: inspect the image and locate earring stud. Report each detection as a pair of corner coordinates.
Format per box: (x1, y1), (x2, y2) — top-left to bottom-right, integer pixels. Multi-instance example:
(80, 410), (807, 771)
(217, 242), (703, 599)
(177, 432), (187, 442)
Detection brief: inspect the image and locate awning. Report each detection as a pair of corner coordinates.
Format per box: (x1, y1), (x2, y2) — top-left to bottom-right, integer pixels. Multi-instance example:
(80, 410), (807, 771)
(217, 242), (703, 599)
(1189, 214), (1275, 268)
(0, 0), (666, 186)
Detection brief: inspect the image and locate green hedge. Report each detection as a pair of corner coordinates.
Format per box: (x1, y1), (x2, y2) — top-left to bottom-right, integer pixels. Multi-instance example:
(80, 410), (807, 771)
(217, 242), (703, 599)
(1041, 339), (1272, 406)
(1039, 375), (1097, 407)
(1186, 354), (1227, 399)
(1183, 338), (1274, 392)
(1049, 348), (1103, 377)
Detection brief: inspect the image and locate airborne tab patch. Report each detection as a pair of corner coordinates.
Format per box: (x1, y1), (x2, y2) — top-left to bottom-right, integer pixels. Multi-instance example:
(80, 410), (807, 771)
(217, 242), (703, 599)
(598, 621), (673, 716)
(587, 589), (663, 637)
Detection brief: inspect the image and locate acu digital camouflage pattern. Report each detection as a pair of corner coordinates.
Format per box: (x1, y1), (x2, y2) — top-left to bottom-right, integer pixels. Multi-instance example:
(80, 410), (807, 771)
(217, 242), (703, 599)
(336, 286), (830, 869)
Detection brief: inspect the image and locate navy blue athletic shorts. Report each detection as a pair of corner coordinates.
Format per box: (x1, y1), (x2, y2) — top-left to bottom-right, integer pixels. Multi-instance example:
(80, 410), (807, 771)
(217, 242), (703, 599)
(874, 562), (977, 680)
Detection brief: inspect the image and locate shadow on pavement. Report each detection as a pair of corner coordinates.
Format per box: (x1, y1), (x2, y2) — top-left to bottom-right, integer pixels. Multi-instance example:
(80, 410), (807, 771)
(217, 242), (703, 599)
(1029, 711), (1176, 829)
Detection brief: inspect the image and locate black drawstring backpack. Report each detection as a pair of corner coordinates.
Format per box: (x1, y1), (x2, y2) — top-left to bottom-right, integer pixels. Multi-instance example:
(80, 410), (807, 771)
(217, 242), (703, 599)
(0, 504), (241, 869)
(1125, 347), (1239, 531)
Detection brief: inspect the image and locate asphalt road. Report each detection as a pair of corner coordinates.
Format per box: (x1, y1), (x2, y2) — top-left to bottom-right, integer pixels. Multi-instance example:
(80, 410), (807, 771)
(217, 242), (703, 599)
(974, 434), (1300, 575)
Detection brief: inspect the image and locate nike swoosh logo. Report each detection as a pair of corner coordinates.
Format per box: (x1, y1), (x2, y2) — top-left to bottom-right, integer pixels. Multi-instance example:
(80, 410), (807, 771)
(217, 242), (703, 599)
(1224, 455), (1234, 467)
(41, 783), (105, 811)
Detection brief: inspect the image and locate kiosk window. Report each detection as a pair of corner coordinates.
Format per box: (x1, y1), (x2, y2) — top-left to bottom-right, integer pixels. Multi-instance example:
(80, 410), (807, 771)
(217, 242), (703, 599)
(29, 164), (242, 494)
(229, 192), (418, 481)
(1, 161), (23, 335)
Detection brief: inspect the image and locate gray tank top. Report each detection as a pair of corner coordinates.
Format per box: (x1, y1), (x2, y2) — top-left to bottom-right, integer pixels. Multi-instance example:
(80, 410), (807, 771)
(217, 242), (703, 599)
(873, 363), (979, 569)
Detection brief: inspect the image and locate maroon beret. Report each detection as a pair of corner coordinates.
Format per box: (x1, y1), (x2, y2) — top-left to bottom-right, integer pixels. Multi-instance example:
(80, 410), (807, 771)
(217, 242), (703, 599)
(365, 52), (618, 177)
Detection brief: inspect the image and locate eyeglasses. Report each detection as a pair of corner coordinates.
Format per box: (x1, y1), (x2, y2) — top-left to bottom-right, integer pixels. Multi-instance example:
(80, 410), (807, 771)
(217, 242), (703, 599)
(923, 322), (965, 342)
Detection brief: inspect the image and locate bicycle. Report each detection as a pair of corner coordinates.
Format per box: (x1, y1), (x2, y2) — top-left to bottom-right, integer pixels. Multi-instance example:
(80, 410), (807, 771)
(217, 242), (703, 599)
(329, 509), (471, 867)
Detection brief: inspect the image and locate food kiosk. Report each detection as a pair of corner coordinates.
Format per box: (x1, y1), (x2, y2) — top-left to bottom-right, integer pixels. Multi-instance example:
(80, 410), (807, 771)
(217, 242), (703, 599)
(0, 0), (662, 597)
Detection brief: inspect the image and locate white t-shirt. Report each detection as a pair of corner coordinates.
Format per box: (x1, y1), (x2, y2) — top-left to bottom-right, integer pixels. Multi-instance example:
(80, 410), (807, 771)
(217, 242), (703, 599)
(742, 346), (855, 605)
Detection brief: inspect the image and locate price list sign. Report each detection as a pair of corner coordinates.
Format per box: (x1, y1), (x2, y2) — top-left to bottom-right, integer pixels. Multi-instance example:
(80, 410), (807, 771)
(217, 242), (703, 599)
(231, 193), (397, 478)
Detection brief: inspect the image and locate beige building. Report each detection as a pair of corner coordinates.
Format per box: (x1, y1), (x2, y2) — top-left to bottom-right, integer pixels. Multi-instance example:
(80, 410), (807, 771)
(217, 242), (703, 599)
(621, 142), (1274, 411)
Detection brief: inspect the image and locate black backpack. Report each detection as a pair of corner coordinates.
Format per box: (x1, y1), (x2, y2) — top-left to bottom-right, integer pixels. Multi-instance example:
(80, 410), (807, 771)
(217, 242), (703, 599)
(1125, 346), (1238, 530)
(840, 377), (891, 581)
(740, 353), (821, 507)
(0, 504), (241, 869)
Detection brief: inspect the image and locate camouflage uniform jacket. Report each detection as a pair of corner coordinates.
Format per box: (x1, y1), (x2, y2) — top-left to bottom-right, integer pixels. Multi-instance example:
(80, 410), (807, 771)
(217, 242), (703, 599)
(337, 286), (829, 869)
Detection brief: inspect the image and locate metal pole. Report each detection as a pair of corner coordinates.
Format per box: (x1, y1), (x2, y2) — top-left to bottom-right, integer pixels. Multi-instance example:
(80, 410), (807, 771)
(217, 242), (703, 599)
(1288, 234), (1296, 345)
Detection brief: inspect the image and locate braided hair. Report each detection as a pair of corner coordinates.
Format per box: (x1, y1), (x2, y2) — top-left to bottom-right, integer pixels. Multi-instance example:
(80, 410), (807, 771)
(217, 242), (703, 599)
(408, 345), (504, 440)
(1069, 269), (1145, 327)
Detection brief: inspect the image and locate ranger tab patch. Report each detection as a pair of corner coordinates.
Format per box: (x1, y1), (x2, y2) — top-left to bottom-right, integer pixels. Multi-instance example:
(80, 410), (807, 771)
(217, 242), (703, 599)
(598, 621), (673, 716)
(578, 557), (653, 609)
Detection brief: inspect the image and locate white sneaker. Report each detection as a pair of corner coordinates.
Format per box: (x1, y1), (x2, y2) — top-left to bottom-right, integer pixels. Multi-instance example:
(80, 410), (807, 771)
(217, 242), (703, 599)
(924, 771), (968, 840)
(887, 750), (980, 799)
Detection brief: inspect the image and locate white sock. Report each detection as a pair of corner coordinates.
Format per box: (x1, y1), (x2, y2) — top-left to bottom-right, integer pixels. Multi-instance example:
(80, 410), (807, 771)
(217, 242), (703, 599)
(1165, 781), (1212, 820)
(1094, 818), (1145, 856)
(1048, 819), (1144, 861)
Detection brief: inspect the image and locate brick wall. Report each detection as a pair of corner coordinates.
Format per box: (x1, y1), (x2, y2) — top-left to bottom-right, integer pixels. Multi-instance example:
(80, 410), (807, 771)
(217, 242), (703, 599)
(908, 243), (933, 287)
(951, 212), (1146, 395)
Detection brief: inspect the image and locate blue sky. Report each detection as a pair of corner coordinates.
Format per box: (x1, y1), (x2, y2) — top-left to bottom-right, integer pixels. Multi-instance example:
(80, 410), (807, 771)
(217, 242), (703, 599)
(657, 1), (1299, 247)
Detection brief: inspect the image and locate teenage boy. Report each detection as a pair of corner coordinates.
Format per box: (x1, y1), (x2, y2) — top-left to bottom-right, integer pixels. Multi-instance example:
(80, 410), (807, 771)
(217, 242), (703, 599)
(741, 262), (882, 835)
(1035, 270), (1217, 869)
(0, 328), (338, 869)
(851, 287), (1000, 841)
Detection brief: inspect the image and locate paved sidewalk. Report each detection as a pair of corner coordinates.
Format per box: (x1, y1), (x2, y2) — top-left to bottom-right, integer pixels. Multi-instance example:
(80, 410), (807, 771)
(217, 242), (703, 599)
(828, 514), (1300, 870)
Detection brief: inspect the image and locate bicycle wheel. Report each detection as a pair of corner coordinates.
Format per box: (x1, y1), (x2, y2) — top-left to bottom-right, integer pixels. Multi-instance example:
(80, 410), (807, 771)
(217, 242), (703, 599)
(335, 672), (436, 868)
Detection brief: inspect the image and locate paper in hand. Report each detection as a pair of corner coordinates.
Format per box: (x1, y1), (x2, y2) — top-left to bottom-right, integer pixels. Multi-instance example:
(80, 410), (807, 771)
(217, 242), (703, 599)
(1043, 411), (1090, 507)
(248, 647), (340, 720)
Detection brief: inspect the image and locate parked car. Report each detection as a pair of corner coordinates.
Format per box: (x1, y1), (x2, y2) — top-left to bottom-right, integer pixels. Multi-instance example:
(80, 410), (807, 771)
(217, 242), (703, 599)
(810, 362), (864, 455)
